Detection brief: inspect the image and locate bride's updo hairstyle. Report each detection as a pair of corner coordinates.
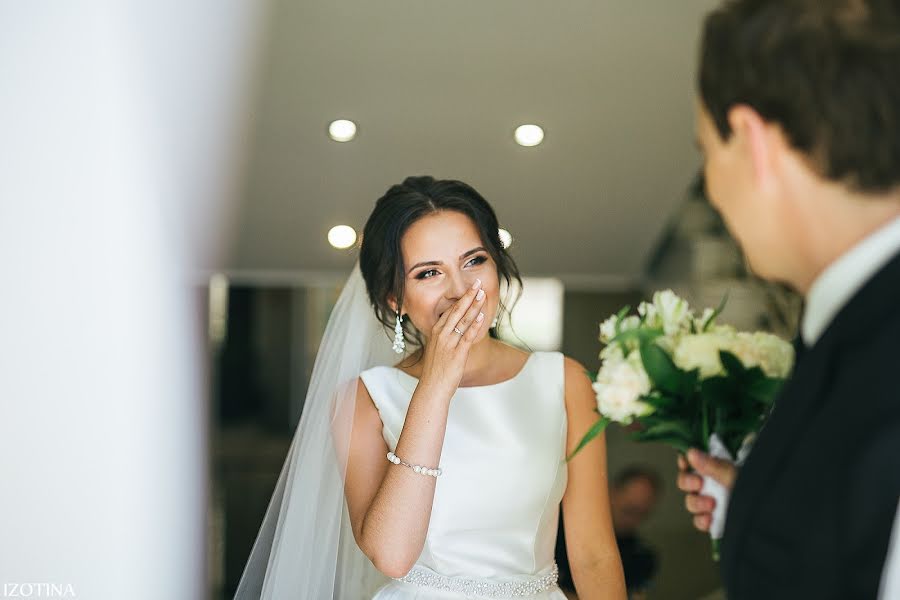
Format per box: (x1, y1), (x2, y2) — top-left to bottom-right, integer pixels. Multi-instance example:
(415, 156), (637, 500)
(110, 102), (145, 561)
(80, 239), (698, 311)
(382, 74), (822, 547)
(359, 175), (522, 349)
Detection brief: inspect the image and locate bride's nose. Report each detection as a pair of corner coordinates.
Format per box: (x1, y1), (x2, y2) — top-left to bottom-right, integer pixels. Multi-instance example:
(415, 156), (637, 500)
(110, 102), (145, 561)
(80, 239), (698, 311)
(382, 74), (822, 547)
(445, 270), (470, 302)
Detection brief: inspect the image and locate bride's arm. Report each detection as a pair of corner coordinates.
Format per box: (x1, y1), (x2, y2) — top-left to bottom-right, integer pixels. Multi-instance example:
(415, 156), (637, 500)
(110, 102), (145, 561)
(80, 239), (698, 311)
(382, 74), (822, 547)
(342, 379), (449, 578)
(561, 356), (627, 600)
(343, 284), (487, 578)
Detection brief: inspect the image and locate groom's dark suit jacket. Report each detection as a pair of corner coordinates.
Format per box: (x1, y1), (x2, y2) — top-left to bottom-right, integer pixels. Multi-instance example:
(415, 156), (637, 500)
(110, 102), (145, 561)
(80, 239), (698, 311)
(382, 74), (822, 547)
(722, 249), (900, 599)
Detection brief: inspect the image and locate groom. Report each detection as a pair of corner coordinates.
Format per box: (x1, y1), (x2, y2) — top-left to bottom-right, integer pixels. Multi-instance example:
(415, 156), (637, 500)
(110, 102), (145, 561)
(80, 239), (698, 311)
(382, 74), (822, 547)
(677, 0), (900, 598)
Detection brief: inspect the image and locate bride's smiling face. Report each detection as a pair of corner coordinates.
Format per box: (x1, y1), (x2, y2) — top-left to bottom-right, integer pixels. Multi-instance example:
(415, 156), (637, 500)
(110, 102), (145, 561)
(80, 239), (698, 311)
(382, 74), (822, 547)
(392, 210), (500, 343)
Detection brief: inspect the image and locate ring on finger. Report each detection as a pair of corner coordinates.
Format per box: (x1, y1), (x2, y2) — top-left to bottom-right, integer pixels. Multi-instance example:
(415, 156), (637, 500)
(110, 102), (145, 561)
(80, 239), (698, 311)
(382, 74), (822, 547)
(453, 326), (464, 335)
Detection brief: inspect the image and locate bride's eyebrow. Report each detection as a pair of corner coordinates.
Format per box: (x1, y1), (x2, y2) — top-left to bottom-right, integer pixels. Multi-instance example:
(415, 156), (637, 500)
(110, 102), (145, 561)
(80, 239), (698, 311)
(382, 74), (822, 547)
(407, 260), (441, 275)
(407, 247), (488, 275)
(460, 247), (487, 260)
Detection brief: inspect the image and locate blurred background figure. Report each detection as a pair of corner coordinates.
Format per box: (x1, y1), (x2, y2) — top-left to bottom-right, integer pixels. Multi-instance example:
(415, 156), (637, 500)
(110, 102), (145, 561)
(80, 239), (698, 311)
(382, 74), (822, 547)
(556, 466), (663, 599)
(608, 467), (664, 596)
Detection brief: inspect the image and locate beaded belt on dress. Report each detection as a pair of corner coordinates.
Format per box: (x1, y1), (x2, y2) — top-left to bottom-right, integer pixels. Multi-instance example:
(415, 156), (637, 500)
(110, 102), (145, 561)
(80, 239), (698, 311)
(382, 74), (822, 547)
(396, 562), (559, 598)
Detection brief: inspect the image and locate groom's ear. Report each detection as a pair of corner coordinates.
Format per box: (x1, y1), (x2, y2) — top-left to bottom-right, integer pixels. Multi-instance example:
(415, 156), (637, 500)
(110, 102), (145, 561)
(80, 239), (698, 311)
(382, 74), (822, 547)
(728, 104), (781, 195)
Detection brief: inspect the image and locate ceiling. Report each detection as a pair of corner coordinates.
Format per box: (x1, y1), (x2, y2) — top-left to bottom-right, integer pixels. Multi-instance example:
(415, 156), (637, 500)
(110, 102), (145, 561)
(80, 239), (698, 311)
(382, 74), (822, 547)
(226, 0), (719, 290)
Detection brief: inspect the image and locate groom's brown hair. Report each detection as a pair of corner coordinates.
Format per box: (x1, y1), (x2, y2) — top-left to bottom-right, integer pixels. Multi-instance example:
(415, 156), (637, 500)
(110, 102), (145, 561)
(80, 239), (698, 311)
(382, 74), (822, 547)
(699, 0), (900, 193)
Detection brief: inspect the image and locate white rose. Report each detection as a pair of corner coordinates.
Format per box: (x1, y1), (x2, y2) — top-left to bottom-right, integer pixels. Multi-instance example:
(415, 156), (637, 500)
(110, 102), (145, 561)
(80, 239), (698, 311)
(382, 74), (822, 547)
(674, 330), (794, 380)
(672, 331), (734, 378)
(707, 323), (736, 336)
(730, 332), (795, 379)
(756, 332), (795, 378)
(593, 354), (654, 424)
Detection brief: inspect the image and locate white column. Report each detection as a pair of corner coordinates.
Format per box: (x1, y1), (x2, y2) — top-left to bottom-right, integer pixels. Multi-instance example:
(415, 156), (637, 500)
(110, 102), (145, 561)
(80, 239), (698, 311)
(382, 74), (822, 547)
(0, 2), (266, 598)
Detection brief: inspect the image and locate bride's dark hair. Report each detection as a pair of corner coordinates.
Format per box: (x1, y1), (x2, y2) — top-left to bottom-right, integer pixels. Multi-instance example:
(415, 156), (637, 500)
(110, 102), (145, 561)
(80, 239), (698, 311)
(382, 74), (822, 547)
(359, 175), (522, 350)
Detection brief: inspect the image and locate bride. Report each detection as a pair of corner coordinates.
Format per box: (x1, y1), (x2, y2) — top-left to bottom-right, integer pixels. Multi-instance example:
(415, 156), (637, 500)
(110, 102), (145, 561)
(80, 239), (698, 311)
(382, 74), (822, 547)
(234, 176), (626, 599)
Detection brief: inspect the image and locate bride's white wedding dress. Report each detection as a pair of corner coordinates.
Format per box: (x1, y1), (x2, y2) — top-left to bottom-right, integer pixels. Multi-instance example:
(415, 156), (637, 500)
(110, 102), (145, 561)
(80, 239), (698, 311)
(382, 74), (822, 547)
(359, 351), (569, 600)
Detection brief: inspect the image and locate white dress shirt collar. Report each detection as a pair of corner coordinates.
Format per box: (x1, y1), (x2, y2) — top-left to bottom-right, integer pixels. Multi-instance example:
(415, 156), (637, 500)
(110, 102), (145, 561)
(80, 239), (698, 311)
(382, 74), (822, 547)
(802, 215), (900, 346)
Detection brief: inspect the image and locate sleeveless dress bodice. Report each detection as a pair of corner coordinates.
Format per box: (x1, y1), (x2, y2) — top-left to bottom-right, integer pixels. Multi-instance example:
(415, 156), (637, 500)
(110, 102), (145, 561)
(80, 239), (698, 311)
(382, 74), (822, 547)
(359, 351), (569, 599)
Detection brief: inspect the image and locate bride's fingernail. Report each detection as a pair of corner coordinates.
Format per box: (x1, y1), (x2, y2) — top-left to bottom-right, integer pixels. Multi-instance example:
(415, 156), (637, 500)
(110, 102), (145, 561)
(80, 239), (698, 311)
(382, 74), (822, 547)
(471, 279), (482, 290)
(476, 312), (485, 322)
(476, 289), (485, 301)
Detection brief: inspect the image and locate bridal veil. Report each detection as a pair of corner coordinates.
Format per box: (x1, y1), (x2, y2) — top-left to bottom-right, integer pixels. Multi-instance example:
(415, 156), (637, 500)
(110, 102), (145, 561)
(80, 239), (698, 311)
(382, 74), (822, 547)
(233, 263), (394, 599)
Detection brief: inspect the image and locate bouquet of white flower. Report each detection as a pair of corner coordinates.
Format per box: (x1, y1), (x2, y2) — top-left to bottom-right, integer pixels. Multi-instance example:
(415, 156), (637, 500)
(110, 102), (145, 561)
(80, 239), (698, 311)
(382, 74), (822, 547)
(570, 290), (795, 557)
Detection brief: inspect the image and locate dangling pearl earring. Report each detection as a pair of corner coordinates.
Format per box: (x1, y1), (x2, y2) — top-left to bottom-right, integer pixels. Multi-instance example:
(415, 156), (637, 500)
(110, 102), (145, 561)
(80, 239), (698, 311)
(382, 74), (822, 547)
(491, 316), (499, 329)
(392, 312), (405, 354)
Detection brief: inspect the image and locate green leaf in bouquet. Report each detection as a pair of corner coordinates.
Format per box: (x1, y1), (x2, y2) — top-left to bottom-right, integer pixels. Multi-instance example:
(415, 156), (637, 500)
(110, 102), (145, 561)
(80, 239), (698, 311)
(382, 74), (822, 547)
(634, 413), (665, 428)
(745, 375), (785, 405)
(629, 428), (692, 449)
(680, 368), (700, 398)
(722, 433), (746, 462)
(633, 434), (693, 453)
(716, 413), (764, 436)
(640, 342), (688, 396)
(608, 327), (664, 350)
(703, 293), (730, 332)
(719, 350), (747, 377)
(712, 407), (766, 457)
(630, 421), (696, 452)
(699, 376), (736, 408)
(639, 421), (695, 440)
(640, 391), (678, 412)
(744, 365), (765, 379)
(719, 428), (759, 458)
(699, 377), (737, 451)
(615, 305), (631, 325)
(566, 416), (611, 462)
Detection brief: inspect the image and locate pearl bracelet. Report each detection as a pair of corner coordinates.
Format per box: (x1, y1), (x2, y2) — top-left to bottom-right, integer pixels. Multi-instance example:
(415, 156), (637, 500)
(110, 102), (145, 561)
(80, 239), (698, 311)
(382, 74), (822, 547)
(387, 451), (442, 477)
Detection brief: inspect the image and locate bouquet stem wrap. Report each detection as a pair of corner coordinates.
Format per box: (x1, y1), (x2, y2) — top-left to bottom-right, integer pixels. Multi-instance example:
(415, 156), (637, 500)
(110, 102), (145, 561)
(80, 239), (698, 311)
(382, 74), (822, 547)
(700, 433), (753, 559)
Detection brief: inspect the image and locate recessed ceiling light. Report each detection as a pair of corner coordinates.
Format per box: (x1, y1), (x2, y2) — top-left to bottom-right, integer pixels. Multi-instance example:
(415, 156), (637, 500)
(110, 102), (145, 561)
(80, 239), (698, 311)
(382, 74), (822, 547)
(498, 228), (513, 249)
(328, 225), (357, 249)
(328, 119), (357, 142)
(514, 124), (544, 147)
